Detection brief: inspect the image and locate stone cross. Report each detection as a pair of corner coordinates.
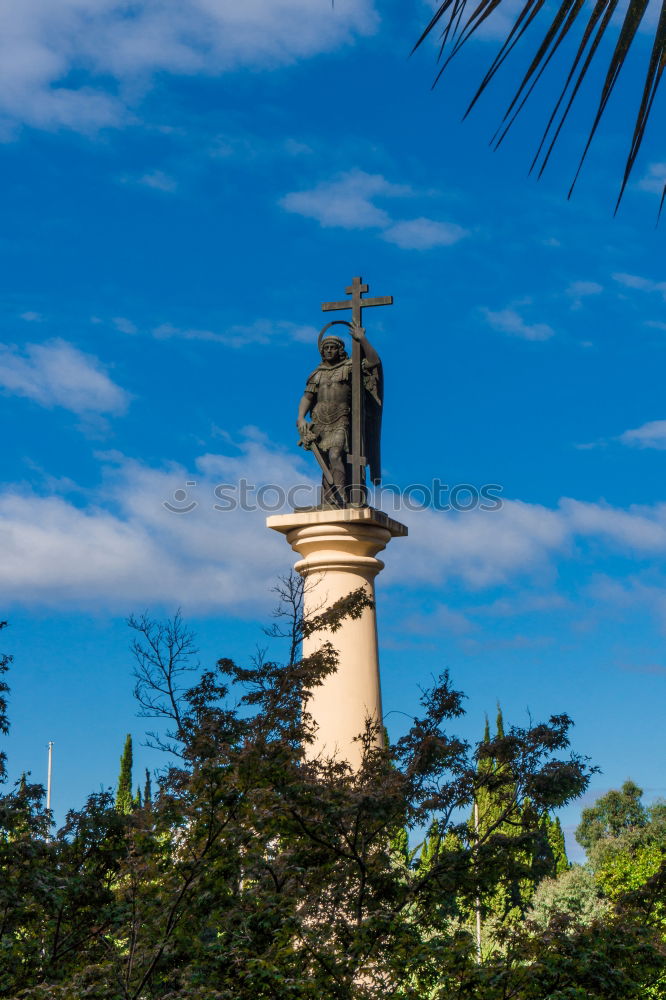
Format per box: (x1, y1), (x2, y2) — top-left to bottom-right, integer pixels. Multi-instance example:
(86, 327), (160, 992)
(321, 276), (393, 501)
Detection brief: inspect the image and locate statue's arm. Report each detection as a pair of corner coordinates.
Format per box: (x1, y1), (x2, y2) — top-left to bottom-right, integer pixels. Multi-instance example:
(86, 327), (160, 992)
(352, 325), (380, 368)
(297, 391), (314, 436)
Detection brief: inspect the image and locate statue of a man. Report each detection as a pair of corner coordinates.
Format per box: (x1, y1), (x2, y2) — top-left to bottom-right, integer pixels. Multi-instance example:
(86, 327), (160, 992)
(296, 324), (383, 506)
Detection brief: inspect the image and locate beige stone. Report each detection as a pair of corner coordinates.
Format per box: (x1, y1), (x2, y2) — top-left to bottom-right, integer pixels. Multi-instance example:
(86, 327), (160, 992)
(267, 507), (407, 769)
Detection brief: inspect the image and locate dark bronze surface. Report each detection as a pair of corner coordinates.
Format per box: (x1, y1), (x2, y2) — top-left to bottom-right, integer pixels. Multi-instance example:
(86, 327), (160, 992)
(296, 276), (392, 509)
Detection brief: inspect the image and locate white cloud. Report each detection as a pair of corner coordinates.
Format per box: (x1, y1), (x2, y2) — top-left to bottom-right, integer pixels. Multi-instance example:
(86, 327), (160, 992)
(384, 499), (569, 589)
(20, 311), (43, 322)
(5, 436), (666, 615)
(561, 498), (666, 555)
(566, 280), (603, 310)
(575, 441), (602, 451)
(482, 306), (554, 341)
(613, 272), (666, 300)
(386, 496), (666, 590)
(619, 419), (666, 451)
(138, 169), (177, 192)
(478, 592), (570, 617)
(211, 131), (313, 161)
(280, 170), (410, 229)
(152, 319), (318, 347)
(0, 0), (378, 133)
(401, 603), (477, 636)
(619, 661), (666, 676)
(586, 575), (666, 632)
(0, 437), (317, 613)
(382, 217), (467, 249)
(281, 169), (467, 251)
(113, 316), (138, 335)
(0, 339), (129, 415)
(638, 162), (666, 194)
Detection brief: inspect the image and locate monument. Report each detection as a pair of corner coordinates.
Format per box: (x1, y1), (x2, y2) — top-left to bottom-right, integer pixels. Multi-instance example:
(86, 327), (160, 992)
(267, 276), (407, 769)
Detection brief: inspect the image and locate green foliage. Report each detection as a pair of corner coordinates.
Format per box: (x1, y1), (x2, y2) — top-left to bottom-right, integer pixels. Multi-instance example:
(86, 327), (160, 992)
(465, 708), (571, 948)
(115, 733), (135, 815)
(494, 704), (504, 739)
(529, 864), (608, 928)
(569, 781), (666, 999)
(545, 812), (569, 875)
(390, 825), (411, 867)
(649, 800), (666, 840)
(143, 768), (152, 809)
(419, 819), (442, 871)
(593, 837), (663, 899)
(1, 603), (662, 999)
(576, 780), (648, 852)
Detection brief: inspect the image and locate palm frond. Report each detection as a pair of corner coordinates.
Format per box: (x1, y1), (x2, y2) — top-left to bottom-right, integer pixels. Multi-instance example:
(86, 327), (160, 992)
(415, 0), (666, 208)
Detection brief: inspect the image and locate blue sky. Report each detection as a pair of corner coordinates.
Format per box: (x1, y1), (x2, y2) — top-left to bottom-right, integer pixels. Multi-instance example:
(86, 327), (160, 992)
(1, 0), (665, 859)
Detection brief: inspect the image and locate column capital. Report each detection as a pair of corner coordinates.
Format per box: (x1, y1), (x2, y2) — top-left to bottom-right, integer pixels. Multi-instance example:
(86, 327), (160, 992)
(267, 507), (407, 577)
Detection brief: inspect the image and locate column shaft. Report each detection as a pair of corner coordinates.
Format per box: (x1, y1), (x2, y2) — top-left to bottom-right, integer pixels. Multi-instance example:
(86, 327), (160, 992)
(267, 508), (407, 769)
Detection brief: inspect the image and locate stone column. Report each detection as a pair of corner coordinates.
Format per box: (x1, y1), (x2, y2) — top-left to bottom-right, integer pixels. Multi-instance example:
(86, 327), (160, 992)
(267, 507), (407, 769)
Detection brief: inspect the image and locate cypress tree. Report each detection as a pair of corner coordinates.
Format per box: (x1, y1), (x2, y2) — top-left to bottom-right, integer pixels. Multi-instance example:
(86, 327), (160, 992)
(495, 703), (505, 739)
(115, 734), (134, 814)
(473, 707), (512, 835)
(474, 709), (567, 923)
(419, 820), (441, 871)
(143, 768), (152, 809)
(472, 715), (493, 830)
(546, 814), (569, 874)
(391, 826), (410, 866)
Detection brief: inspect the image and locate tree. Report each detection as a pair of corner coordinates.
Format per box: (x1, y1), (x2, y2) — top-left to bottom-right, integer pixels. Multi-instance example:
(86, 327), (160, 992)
(0, 626), (129, 995)
(576, 779), (648, 852)
(143, 768), (152, 809)
(529, 864), (609, 928)
(115, 733), (135, 815)
(2, 603), (664, 999)
(544, 812), (569, 875)
(592, 835), (663, 899)
(468, 706), (570, 944)
(571, 781), (666, 998)
(416, 0), (666, 209)
(128, 610), (200, 757)
(579, 782), (666, 904)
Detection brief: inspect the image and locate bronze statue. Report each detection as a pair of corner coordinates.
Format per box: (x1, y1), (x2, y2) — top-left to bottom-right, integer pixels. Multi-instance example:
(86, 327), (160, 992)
(296, 276), (393, 508)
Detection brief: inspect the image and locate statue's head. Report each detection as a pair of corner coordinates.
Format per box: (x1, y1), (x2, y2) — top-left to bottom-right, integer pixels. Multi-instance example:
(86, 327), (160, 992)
(320, 336), (347, 364)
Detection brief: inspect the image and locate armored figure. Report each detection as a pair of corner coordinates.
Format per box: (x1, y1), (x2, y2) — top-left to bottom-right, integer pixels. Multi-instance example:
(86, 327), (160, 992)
(297, 324), (383, 507)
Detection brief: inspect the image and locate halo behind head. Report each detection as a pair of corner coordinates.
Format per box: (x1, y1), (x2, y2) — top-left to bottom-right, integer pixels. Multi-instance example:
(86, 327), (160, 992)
(318, 319), (352, 355)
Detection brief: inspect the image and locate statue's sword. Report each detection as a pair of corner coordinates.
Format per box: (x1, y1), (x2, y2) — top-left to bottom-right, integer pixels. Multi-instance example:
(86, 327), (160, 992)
(301, 433), (345, 503)
(309, 441), (334, 487)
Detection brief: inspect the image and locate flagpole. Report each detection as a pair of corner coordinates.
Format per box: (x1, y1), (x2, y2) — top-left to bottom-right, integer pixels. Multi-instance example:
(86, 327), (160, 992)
(46, 741), (53, 814)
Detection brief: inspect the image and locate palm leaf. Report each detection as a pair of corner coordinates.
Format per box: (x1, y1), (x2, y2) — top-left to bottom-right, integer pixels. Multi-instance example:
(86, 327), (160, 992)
(415, 0), (666, 208)
(617, 0), (666, 207)
(536, 0), (622, 180)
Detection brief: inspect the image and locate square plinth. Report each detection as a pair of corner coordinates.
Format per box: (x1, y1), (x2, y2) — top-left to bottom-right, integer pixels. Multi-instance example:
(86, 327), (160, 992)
(266, 506), (408, 538)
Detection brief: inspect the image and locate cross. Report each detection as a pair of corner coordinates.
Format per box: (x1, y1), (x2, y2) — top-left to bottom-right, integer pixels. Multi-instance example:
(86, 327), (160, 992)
(322, 276), (393, 504)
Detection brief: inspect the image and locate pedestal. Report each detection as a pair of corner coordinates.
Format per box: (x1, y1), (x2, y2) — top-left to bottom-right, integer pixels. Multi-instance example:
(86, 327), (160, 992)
(267, 507), (407, 769)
